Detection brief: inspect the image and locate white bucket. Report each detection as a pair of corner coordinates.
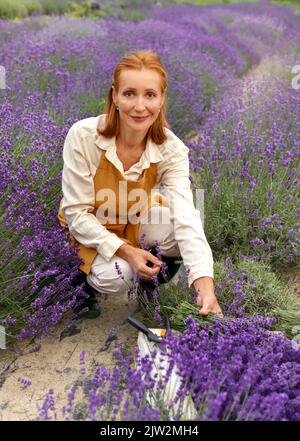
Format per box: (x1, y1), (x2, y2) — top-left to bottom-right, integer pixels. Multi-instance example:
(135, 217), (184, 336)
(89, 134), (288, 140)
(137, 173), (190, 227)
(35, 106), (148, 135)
(136, 328), (198, 421)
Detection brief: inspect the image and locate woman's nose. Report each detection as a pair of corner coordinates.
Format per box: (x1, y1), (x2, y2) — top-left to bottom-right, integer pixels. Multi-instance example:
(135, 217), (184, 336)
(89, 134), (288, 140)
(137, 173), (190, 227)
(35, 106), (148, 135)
(134, 97), (146, 109)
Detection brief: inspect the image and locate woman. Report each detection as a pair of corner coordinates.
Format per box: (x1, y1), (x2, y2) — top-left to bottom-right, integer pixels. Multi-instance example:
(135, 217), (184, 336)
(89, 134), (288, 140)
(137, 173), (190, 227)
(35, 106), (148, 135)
(57, 49), (223, 319)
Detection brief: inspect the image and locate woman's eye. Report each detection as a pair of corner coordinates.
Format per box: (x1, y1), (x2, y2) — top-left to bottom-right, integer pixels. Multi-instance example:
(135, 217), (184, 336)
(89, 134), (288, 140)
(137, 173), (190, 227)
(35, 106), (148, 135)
(124, 92), (156, 97)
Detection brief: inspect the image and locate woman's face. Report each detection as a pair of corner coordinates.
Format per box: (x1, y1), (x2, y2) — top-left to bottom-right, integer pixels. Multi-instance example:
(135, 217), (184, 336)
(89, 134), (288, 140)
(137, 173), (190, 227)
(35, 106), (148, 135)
(112, 68), (165, 133)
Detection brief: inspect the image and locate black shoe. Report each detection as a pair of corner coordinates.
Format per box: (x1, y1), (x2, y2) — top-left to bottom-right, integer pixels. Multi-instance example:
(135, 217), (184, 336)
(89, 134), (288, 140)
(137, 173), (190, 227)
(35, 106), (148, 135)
(74, 296), (102, 319)
(73, 273), (102, 319)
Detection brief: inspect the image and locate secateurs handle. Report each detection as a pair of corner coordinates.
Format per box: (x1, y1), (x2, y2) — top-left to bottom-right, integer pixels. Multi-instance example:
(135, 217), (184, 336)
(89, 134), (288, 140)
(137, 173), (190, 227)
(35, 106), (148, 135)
(127, 316), (162, 344)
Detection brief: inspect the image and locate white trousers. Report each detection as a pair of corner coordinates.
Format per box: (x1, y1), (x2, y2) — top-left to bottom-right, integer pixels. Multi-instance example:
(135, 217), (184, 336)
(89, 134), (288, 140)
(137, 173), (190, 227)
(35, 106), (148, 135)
(86, 206), (181, 295)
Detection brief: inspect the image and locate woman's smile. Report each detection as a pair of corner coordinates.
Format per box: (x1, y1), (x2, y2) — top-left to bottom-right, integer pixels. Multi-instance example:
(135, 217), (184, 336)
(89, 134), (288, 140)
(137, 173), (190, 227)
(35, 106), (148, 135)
(131, 115), (149, 122)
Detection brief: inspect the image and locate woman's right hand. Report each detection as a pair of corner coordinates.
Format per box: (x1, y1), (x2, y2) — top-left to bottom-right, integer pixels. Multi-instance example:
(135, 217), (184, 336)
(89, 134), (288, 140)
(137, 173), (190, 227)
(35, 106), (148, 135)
(115, 244), (163, 281)
(128, 248), (163, 281)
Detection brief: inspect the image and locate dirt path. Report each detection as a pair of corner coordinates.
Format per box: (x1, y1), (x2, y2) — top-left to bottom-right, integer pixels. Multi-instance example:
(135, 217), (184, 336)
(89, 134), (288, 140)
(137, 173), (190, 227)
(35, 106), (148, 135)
(0, 290), (147, 420)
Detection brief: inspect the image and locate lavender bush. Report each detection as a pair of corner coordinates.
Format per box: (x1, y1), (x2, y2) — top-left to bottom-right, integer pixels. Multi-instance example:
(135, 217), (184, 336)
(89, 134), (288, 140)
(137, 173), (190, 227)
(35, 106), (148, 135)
(138, 248), (299, 339)
(168, 316), (300, 421)
(189, 65), (300, 269)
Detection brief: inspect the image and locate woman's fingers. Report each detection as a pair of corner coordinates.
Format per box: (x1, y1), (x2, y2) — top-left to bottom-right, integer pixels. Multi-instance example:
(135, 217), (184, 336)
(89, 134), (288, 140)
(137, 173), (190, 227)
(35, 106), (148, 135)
(199, 306), (224, 317)
(137, 265), (160, 281)
(146, 252), (163, 267)
(144, 262), (161, 277)
(141, 267), (160, 280)
(134, 250), (162, 281)
(198, 296), (224, 317)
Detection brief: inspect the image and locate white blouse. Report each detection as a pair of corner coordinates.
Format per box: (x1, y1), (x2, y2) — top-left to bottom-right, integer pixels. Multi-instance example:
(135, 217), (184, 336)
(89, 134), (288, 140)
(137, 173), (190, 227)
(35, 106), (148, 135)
(61, 114), (214, 288)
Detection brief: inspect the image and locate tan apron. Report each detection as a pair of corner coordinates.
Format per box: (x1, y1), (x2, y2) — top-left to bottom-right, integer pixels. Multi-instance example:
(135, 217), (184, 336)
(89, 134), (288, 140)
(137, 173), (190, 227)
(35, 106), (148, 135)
(57, 150), (168, 275)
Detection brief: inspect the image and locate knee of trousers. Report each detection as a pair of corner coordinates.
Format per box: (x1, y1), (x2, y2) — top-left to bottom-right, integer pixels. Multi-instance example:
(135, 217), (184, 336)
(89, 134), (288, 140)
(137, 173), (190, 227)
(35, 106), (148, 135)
(159, 240), (180, 257)
(140, 206), (179, 254)
(154, 219), (180, 257)
(87, 259), (135, 295)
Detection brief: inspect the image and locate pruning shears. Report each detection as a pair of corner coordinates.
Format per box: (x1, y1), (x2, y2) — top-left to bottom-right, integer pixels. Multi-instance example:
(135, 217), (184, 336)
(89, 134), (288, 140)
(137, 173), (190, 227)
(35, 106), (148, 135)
(127, 315), (171, 344)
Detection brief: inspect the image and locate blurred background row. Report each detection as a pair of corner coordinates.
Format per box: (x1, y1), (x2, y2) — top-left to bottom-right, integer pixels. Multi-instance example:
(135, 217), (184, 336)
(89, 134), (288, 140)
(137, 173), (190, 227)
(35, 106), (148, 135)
(0, 0), (299, 21)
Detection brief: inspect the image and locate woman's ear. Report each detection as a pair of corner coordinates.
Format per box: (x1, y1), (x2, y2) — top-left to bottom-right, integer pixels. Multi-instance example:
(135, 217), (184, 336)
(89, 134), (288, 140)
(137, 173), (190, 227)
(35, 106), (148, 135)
(111, 86), (116, 105)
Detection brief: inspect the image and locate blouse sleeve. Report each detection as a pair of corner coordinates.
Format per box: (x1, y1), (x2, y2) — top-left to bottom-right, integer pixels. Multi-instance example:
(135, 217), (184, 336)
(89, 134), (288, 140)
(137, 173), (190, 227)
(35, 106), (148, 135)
(160, 141), (214, 288)
(61, 124), (126, 262)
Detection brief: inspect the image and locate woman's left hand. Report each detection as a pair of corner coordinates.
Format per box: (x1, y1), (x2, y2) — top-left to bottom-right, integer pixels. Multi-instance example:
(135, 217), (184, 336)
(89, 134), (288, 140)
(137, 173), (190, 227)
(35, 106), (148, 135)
(196, 291), (223, 317)
(193, 277), (223, 317)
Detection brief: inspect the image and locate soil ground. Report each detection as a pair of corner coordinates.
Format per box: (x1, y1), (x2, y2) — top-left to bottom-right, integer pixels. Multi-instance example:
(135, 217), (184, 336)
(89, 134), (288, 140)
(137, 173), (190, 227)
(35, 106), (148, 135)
(0, 290), (146, 420)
